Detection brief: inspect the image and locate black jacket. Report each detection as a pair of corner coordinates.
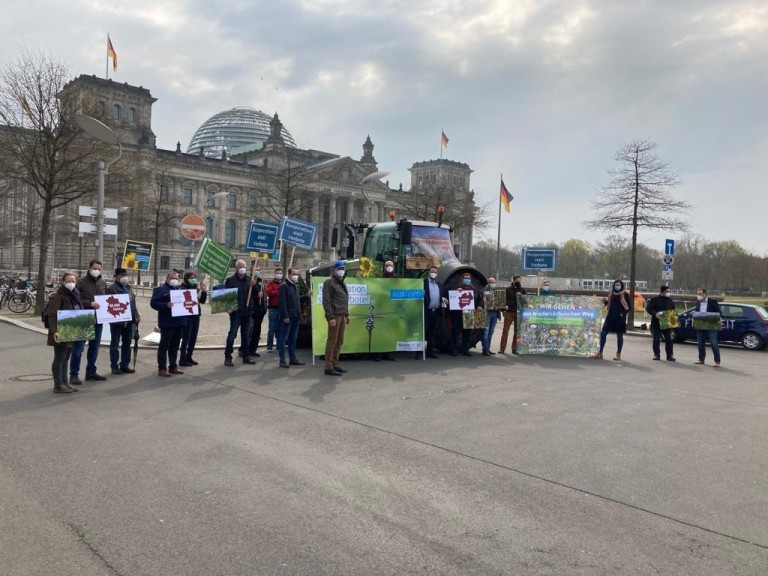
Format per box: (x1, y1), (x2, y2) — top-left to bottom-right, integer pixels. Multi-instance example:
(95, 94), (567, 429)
(278, 280), (301, 320)
(225, 273), (256, 316)
(505, 284), (526, 312)
(646, 295), (676, 329)
(423, 277), (443, 311)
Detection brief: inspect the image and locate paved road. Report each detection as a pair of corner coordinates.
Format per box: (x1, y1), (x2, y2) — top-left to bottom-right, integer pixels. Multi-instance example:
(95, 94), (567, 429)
(1, 321), (766, 575)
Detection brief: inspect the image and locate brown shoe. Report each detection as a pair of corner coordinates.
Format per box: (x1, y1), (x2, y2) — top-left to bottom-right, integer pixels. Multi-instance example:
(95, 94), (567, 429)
(613, 353), (621, 361)
(596, 352), (603, 360)
(169, 367), (184, 375)
(158, 369), (171, 377)
(53, 386), (73, 394)
(64, 384), (78, 392)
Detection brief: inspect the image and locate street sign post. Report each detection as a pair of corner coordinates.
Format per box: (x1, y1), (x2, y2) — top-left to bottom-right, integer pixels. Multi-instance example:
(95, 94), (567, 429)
(180, 214), (206, 241)
(522, 248), (557, 271)
(279, 216), (318, 250)
(665, 239), (675, 256)
(661, 270), (674, 281)
(246, 220), (280, 253)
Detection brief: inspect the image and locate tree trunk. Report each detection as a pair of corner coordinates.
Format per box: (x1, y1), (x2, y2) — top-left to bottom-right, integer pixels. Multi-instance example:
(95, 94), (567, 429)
(34, 199), (53, 315)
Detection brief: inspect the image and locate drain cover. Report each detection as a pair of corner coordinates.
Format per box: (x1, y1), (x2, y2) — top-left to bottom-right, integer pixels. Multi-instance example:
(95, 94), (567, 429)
(8, 374), (51, 383)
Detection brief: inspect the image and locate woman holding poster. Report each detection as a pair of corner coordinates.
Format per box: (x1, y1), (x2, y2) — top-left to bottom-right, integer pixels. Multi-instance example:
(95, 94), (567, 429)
(597, 279), (630, 360)
(47, 272), (84, 394)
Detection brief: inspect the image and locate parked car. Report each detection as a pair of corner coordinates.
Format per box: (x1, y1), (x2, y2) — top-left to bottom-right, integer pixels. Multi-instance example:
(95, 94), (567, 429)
(674, 302), (768, 350)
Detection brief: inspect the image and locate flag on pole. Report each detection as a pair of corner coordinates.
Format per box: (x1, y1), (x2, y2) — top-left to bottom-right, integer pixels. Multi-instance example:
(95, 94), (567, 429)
(441, 130), (449, 148)
(500, 179), (513, 213)
(107, 35), (118, 72)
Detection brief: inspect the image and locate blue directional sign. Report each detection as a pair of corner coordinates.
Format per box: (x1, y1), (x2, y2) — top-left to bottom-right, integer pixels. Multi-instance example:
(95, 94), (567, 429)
(246, 220), (280, 253)
(279, 216), (318, 250)
(665, 239), (675, 256)
(663, 264), (673, 272)
(523, 248), (557, 271)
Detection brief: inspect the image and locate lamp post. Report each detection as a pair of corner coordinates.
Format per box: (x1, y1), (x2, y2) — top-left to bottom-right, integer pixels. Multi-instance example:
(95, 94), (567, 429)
(74, 114), (122, 263)
(114, 206), (130, 267)
(11, 220), (22, 270)
(50, 214), (65, 275)
(360, 170), (389, 222)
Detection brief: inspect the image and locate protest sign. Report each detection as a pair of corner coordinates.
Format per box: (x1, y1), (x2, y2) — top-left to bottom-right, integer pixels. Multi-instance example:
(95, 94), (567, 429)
(518, 295), (603, 357)
(171, 288), (200, 317)
(94, 293), (132, 324)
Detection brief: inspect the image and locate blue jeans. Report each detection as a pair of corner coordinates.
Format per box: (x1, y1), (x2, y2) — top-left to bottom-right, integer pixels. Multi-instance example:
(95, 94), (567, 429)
(109, 322), (133, 369)
(70, 323), (104, 378)
(482, 312), (499, 352)
(599, 330), (624, 354)
(277, 317), (300, 363)
(225, 314), (251, 359)
(696, 329), (721, 364)
(180, 314), (200, 362)
(267, 308), (280, 351)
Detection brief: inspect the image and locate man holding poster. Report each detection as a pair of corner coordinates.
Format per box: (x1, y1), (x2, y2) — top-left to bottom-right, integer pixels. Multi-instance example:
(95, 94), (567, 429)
(448, 272), (483, 357)
(105, 268), (140, 374)
(150, 271), (188, 377)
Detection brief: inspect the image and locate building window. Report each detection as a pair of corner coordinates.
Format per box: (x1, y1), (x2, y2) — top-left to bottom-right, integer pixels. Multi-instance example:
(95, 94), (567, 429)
(112, 104), (122, 120)
(183, 188), (193, 205)
(206, 191), (216, 207)
(225, 220), (236, 248)
(160, 255), (170, 269)
(127, 107), (136, 123)
(227, 194), (236, 210)
(248, 192), (257, 210)
(159, 185), (170, 202)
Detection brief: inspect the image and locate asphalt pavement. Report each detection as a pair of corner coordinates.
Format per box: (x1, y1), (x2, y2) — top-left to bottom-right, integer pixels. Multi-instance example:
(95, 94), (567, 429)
(1, 318), (766, 575)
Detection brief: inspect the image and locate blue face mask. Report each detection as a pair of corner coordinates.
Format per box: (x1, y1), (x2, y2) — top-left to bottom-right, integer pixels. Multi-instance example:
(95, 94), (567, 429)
(489, 284), (497, 289)
(462, 278), (472, 286)
(613, 285), (622, 292)
(188, 279), (197, 286)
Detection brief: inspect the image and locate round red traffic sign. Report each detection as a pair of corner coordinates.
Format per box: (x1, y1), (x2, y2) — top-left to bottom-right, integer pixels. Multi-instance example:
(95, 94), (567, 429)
(180, 214), (206, 241)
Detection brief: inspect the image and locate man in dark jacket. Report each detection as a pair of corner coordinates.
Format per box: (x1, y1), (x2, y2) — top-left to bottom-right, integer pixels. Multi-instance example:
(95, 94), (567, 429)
(421, 265), (444, 359)
(223, 259), (257, 366)
(322, 261), (350, 375)
(694, 287), (722, 367)
(499, 275), (526, 354)
(277, 267), (303, 368)
(448, 272), (484, 357)
(106, 267), (140, 374)
(70, 259), (108, 384)
(248, 272), (267, 358)
(645, 285), (676, 361)
(150, 271), (188, 377)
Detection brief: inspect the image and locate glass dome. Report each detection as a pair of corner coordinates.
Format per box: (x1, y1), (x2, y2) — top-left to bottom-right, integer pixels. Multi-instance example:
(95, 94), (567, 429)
(187, 107), (296, 158)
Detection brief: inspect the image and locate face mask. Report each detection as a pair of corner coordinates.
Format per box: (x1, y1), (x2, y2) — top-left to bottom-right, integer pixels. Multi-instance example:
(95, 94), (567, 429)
(254, 270), (261, 278)
(489, 284), (497, 289)
(119, 277), (129, 285)
(89, 269), (101, 278)
(64, 282), (76, 291)
(385, 266), (394, 274)
(169, 279), (180, 287)
(697, 295), (704, 301)
(238, 267), (246, 276)
(335, 270), (345, 279)
(291, 274), (299, 283)
(662, 291), (670, 297)
(275, 274), (283, 281)
(613, 285), (622, 292)
(542, 286), (550, 292)
(429, 272), (437, 280)
(462, 278), (472, 286)
(188, 279), (197, 286)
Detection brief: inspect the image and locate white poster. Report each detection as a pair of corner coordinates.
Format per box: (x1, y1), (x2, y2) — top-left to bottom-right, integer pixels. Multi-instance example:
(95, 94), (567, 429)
(93, 293), (133, 324)
(448, 289), (475, 311)
(170, 288), (200, 317)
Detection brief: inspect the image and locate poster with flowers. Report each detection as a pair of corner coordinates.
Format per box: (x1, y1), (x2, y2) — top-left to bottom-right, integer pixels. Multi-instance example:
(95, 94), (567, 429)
(657, 309), (679, 330)
(518, 295), (603, 357)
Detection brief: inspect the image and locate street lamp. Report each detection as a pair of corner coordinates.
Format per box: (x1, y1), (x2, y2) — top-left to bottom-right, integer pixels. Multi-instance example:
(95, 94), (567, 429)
(74, 114), (122, 263)
(11, 220), (22, 270)
(114, 206), (130, 267)
(50, 214), (65, 273)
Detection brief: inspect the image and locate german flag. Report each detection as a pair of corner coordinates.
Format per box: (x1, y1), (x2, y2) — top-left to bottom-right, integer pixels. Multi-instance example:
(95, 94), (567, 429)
(500, 179), (513, 213)
(107, 35), (118, 72)
(441, 130), (449, 148)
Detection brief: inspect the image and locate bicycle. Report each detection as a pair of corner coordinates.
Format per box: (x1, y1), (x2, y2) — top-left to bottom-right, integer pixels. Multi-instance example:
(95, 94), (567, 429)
(8, 287), (35, 313)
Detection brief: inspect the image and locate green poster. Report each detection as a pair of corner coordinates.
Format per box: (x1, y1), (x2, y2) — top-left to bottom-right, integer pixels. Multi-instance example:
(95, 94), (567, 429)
(311, 278), (424, 355)
(518, 295), (603, 357)
(195, 237), (233, 282)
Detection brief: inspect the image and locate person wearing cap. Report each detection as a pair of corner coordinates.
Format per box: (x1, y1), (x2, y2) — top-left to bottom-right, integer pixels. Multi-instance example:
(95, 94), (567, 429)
(106, 267), (140, 374)
(322, 261), (350, 376)
(645, 285), (677, 361)
(540, 279), (555, 296)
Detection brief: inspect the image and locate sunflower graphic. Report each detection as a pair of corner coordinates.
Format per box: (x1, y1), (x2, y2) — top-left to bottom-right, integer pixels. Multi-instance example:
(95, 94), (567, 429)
(123, 252), (139, 269)
(359, 256), (373, 278)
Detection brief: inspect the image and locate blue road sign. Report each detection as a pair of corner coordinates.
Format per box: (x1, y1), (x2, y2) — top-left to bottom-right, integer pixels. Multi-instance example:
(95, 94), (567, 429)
(246, 220), (280, 253)
(523, 248), (557, 271)
(663, 264), (673, 272)
(665, 239), (675, 256)
(663, 256), (673, 266)
(279, 216), (318, 250)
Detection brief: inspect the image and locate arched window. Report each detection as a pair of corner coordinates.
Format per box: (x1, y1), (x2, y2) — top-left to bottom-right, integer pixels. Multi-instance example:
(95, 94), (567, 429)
(225, 220), (236, 248)
(112, 104), (122, 120)
(127, 107), (136, 123)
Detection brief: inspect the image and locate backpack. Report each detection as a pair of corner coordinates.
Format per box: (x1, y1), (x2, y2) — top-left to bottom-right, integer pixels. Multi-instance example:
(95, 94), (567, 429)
(42, 301), (50, 329)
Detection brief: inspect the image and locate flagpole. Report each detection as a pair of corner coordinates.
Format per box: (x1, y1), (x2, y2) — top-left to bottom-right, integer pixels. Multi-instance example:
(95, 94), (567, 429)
(106, 34), (109, 80)
(439, 129), (443, 160)
(495, 173), (502, 280)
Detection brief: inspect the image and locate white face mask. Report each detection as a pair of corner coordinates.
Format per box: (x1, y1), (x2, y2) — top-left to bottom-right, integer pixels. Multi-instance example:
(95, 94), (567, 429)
(697, 295), (704, 301)
(64, 282), (76, 291)
(237, 267), (246, 276)
(662, 291), (671, 298)
(274, 274), (283, 281)
(542, 286), (550, 292)
(429, 272), (437, 280)
(169, 279), (180, 287)
(118, 276), (129, 284)
(89, 269), (101, 278)
(489, 284), (497, 289)
(385, 266), (394, 274)
(291, 274), (299, 283)
(335, 269), (345, 279)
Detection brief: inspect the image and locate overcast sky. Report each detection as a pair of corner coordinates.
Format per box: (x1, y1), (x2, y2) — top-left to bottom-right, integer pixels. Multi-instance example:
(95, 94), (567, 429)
(3, 0), (766, 255)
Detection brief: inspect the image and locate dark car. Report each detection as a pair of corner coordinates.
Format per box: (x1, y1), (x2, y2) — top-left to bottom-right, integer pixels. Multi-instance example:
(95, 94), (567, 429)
(674, 302), (768, 350)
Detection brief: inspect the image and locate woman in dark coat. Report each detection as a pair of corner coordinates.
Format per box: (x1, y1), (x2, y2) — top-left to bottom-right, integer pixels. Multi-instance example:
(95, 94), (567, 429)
(48, 272), (84, 393)
(597, 278), (630, 361)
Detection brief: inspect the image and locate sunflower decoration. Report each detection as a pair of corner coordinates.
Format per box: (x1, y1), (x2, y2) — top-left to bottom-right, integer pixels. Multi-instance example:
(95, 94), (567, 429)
(122, 252), (139, 269)
(358, 256), (374, 278)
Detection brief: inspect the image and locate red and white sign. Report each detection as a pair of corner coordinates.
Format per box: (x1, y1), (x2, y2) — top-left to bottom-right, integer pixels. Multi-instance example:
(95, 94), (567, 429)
(180, 214), (206, 241)
(170, 289), (200, 317)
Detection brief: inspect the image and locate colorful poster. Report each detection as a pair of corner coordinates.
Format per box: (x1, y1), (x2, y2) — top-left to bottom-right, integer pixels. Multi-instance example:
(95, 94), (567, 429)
(448, 289), (475, 311)
(692, 312), (721, 331)
(489, 289), (506, 310)
(311, 278), (424, 355)
(56, 310), (96, 342)
(122, 240), (153, 271)
(94, 293), (132, 324)
(170, 288), (200, 317)
(657, 309), (679, 330)
(462, 308), (488, 329)
(518, 295), (603, 357)
(210, 287), (238, 314)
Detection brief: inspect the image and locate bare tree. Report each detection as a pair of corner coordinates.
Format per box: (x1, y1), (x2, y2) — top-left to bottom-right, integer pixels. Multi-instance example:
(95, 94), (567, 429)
(256, 147), (316, 223)
(584, 139), (691, 326)
(393, 181), (492, 233)
(0, 50), (104, 312)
